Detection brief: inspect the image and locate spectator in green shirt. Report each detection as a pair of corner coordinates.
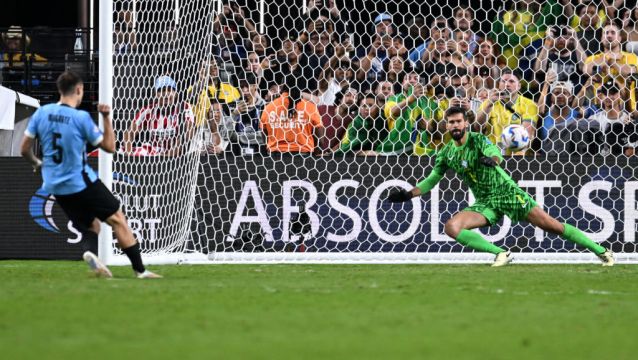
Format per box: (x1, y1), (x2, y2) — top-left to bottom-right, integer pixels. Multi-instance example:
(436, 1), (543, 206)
(370, 71), (439, 155)
(490, 0), (562, 69)
(334, 93), (387, 155)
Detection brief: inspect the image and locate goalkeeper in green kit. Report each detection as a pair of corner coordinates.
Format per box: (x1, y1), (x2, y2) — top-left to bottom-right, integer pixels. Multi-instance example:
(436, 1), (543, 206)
(387, 107), (614, 267)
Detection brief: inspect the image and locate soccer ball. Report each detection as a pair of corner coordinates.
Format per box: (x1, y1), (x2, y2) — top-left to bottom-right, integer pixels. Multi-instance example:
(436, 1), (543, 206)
(500, 124), (530, 152)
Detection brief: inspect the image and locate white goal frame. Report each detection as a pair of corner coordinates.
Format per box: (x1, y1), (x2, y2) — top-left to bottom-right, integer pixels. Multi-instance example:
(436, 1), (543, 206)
(98, 0), (637, 265)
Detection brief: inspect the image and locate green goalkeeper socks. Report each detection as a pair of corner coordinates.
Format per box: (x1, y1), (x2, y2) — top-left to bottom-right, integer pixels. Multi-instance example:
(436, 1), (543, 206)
(456, 230), (505, 255)
(455, 225), (604, 256)
(561, 223), (606, 255)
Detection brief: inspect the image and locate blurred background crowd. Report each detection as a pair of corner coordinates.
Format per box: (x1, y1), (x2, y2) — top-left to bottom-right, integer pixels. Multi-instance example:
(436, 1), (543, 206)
(2, 0), (638, 157)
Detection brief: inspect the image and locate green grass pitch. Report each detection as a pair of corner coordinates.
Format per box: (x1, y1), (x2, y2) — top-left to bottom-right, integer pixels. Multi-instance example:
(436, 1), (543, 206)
(1, 261), (636, 360)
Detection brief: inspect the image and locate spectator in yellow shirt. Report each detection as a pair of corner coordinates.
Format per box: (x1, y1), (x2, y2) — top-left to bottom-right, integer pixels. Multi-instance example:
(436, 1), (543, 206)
(583, 23), (638, 109)
(188, 60), (241, 127)
(476, 69), (538, 150)
(1, 26), (47, 66)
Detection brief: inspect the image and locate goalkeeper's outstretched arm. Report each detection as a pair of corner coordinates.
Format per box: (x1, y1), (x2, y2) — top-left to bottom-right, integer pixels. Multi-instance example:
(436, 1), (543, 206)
(387, 171), (444, 202)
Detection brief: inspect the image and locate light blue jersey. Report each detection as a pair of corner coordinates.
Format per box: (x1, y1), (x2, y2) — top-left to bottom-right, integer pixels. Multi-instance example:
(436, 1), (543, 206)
(25, 103), (103, 195)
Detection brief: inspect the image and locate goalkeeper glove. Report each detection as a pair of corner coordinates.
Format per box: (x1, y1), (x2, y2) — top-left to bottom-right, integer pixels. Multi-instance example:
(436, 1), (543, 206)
(479, 156), (498, 167)
(387, 189), (413, 203)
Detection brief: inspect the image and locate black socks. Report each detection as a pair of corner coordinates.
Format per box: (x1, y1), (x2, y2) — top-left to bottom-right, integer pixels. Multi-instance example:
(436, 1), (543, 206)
(122, 243), (146, 273)
(81, 231), (98, 255)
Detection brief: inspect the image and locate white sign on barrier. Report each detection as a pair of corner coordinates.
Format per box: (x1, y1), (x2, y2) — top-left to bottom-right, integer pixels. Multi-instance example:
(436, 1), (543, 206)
(228, 179), (638, 244)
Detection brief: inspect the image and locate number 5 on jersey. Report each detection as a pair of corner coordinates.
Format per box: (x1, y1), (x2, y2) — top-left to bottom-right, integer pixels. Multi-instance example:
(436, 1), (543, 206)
(52, 132), (63, 164)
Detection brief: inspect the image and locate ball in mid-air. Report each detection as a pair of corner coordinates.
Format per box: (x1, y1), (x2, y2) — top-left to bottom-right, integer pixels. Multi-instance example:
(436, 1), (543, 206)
(501, 124), (530, 152)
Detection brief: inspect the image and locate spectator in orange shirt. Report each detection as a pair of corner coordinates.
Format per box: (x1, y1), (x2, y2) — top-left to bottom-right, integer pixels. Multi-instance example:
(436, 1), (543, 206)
(260, 84), (325, 154)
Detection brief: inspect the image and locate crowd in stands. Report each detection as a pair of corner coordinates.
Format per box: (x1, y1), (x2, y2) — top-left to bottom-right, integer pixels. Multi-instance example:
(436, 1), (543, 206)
(199, 0), (634, 158)
(5, 1), (638, 158)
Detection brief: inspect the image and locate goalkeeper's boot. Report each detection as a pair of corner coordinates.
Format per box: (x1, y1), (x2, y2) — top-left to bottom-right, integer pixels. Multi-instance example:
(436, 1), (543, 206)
(597, 250), (615, 267)
(83, 251), (113, 278)
(136, 270), (163, 279)
(491, 251), (513, 267)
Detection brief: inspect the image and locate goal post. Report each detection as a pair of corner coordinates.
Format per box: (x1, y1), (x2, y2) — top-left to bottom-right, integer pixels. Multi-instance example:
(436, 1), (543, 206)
(100, 0), (638, 265)
(98, 0), (114, 265)
(99, 0), (218, 265)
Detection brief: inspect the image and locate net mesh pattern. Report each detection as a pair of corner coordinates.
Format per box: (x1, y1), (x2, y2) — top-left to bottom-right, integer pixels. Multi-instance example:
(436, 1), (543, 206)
(111, 0), (638, 262)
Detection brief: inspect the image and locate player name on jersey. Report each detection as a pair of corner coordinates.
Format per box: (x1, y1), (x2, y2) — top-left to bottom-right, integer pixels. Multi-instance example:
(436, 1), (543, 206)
(48, 114), (71, 124)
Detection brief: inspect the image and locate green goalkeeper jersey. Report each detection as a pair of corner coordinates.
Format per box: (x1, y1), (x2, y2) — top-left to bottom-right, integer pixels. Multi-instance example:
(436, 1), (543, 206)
(431, 132), (520, 200)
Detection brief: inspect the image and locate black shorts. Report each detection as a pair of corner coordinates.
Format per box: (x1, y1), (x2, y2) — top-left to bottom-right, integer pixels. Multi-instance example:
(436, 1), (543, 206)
(55, 180), (121, 232)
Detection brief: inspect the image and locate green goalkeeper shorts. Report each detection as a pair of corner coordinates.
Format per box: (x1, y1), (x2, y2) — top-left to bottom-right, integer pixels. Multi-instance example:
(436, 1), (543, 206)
(463, 189), (537, 225)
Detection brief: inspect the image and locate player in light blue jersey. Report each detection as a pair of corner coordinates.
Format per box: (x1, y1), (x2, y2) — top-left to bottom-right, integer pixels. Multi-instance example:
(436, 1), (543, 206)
(24, 90), (102, 195)
(21, 71), (160, 278)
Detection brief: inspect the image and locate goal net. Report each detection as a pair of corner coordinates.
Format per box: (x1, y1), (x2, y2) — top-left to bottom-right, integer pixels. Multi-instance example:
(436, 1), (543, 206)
(104, 0), (638, 265)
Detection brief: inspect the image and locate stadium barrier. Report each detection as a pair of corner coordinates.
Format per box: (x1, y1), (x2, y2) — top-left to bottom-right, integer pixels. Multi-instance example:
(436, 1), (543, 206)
(2, 155), (637, 261)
